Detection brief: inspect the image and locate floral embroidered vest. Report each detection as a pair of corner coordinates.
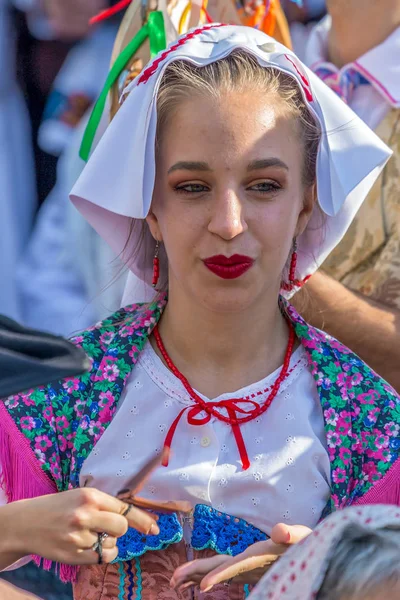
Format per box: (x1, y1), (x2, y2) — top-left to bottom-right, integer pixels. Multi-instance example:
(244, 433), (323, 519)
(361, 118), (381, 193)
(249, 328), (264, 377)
(323, 108), (400, 309)
(0, 295), (399, 591)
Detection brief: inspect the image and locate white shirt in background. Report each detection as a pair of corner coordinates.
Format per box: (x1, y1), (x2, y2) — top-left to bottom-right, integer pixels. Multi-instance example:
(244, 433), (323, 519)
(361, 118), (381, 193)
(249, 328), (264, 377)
(305, 15), (400, 129)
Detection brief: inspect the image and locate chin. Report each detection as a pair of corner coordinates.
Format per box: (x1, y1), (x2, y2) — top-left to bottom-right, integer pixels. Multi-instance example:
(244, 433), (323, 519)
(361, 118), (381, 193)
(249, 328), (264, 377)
(197, 286), (262, 314)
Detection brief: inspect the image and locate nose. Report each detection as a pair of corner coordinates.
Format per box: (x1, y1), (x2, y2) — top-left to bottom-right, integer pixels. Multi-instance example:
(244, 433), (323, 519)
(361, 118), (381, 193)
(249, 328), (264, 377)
(208, 189), (248, 240)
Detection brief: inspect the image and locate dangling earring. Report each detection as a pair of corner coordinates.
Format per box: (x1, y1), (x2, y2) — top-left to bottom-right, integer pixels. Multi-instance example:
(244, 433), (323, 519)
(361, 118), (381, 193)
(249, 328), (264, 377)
(289, 238), (298, 286)
(152, 240), (160, 288)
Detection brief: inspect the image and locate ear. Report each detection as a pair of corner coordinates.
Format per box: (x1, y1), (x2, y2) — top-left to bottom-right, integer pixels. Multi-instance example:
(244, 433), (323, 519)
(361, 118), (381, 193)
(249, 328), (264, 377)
(145, 211), (163, 242)
(295, 183), (316, 238)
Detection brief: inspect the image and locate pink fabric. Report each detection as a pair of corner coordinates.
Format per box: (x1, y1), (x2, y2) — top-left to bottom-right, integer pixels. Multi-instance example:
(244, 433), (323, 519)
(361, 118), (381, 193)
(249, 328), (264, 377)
(0, 403), (78, 583)
(0, 403), (56, 500)
(353, 456), (400, 506)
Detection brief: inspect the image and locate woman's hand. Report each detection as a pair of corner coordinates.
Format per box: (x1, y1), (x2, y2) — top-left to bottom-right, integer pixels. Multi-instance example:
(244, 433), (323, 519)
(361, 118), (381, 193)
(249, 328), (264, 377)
(170, 523), (312, 591)
(1, 487), (161, 568)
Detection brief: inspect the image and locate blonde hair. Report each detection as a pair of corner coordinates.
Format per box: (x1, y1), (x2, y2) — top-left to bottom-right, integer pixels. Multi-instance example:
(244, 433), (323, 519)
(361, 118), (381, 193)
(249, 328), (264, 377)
(156, 50), (321, 187)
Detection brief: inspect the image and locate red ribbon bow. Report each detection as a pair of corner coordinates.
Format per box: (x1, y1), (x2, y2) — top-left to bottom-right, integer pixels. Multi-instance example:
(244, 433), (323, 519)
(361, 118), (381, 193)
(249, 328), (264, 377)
(163, 398), (260, 470)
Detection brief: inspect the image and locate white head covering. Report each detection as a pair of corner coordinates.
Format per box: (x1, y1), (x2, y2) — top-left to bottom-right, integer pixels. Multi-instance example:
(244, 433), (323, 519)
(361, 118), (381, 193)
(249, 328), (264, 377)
(70, 24), (392, 304)
(249, 504), (400, 600)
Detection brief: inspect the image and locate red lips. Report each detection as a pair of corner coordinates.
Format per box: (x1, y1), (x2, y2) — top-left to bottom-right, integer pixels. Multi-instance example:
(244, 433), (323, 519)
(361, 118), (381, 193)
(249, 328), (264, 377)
(203, 255), (254, 279)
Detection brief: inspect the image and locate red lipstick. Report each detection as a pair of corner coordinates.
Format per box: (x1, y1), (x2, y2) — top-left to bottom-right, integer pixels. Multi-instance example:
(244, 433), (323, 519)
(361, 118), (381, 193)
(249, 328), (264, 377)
(203, 254), (254, 279)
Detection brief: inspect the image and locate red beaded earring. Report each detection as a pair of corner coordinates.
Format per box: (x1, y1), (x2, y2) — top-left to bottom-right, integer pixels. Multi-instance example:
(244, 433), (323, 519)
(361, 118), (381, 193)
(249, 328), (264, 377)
(152, 241), (160, 288)
(289, 238), (298, 286)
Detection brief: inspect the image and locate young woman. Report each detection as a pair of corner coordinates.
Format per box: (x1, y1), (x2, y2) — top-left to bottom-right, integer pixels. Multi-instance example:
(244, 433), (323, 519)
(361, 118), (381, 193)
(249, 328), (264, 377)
(0, 23), (398, 600)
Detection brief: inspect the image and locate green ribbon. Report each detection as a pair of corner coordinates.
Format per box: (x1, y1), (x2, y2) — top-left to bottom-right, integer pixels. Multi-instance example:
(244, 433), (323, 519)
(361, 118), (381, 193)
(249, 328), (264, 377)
(80, 11), (167, 161)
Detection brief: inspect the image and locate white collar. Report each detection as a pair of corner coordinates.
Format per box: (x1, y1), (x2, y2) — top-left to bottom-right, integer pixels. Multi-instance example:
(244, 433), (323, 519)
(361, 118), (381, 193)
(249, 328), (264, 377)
(306, 15), (400, 108)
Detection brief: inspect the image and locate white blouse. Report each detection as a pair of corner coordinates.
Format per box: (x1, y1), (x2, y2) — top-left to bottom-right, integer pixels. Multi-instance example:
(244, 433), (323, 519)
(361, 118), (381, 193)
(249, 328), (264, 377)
(81, 341), (331, 535)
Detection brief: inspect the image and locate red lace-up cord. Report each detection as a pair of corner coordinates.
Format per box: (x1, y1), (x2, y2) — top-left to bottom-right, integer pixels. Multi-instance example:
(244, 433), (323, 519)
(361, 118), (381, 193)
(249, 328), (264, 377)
(153, 321), (296, 470)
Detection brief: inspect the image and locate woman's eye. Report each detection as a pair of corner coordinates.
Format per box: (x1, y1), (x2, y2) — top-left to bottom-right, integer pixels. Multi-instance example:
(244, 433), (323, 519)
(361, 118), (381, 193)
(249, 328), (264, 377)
(175, 183), (208, 194)
(249, 181), (281, 193)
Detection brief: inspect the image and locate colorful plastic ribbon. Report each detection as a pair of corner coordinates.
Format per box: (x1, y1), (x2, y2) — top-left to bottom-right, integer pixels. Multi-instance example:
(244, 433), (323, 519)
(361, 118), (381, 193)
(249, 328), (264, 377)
(80, 10), (166, 161)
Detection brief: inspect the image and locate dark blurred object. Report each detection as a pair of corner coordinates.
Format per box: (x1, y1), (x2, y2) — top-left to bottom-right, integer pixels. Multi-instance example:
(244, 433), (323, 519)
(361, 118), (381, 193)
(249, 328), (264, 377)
(0, 314), (89, 398)
(1, 565), (72, 600)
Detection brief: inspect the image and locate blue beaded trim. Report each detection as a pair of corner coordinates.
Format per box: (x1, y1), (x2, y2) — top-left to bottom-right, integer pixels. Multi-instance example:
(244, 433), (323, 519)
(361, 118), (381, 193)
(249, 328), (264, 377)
(114, 512), (183, 562)
(191, 504), (268, 556)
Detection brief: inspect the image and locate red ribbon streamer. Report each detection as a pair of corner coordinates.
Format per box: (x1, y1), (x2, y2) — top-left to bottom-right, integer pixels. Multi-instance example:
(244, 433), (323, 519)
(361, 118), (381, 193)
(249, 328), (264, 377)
(90, 0), (133, 25)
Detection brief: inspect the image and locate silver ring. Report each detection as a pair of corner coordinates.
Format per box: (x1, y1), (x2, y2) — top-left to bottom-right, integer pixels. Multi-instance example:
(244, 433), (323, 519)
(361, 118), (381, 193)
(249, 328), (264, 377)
(92, 532), (108, 564)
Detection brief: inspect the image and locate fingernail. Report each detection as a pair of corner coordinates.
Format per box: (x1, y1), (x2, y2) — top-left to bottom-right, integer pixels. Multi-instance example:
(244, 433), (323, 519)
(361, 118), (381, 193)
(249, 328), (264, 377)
(150, 523), (160, 535)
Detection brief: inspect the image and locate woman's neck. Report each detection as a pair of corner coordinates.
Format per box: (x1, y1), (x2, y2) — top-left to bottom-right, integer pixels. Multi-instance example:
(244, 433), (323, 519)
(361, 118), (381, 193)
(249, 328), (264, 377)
(326, 0), (400, 67)
(154, 287), (290, 398)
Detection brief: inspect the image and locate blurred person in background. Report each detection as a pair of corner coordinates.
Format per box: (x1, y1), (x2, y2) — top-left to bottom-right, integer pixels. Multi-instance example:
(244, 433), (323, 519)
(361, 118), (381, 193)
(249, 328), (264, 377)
(17, 24), (126, 337)
(283, 0), (326, 60)
(0, 0), (106, 319)
(0, 0), (36, 322)
(294, 0), (400, 392)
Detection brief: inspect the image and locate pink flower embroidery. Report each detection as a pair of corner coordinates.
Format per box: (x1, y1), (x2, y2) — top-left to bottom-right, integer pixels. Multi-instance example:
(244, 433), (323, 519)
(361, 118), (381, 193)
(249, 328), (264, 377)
(35, 436), (52, 451)
(326, 430), (342, 448)
(103, 363), (120, 382)
(63, 378), (80, 393)
(55, 416), (69, 431)
(339, 447), (352, 465)
(99, 391), (114, 407)
(384, 422), (400, 437)
(20, 416), (35, 430)
(332, 468), (347, 483)
(324, 408), (338, 426)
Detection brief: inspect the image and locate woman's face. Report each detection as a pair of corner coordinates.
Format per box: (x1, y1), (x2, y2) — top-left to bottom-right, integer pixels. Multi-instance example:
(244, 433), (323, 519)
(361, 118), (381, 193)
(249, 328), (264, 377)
(147, 90), (314, 313)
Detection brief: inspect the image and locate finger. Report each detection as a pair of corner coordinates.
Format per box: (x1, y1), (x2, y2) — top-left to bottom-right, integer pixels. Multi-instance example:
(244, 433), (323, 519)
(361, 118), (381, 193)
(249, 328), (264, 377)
(88, 512), (130, 538)
(117, 450), (169, 498)
(179, 581), (198, 591)
(200, 542), (287, 591)
(270, 523), (312, 545)
(171, 555), (227, 589)
(130, 497), (192, 514)
(124, 505), (160, 535)
(102, 536), (118, 550)
(75, 546), (119, 565)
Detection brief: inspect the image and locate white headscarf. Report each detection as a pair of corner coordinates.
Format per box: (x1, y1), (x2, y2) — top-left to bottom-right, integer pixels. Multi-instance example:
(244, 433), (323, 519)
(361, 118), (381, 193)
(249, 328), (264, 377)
(70, 24), (391, 304)
(249, 504), (400, 600)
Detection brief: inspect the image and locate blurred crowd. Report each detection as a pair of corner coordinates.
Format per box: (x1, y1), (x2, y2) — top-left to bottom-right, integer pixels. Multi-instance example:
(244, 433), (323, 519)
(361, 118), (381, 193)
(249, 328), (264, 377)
(1, 0), (400, 598)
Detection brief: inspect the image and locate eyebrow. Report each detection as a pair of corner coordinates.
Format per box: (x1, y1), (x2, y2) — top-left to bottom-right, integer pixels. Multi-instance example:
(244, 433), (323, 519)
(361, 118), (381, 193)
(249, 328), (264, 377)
(247, 158), (289, 171)
(167, 157), (289, 174)
(168, 161), (210, 174)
